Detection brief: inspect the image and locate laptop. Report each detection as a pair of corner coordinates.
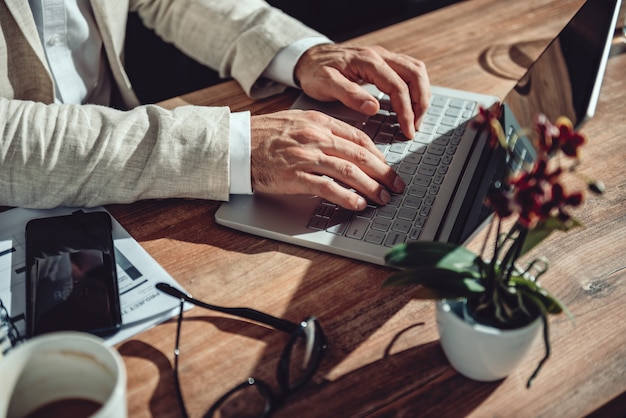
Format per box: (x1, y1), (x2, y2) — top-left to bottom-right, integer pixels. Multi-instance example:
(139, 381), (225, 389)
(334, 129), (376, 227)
(216, 0), (621, 266)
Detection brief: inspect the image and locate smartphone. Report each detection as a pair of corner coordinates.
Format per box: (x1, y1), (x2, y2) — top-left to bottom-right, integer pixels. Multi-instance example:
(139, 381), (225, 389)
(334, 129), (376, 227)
(25, 211), (122, 337)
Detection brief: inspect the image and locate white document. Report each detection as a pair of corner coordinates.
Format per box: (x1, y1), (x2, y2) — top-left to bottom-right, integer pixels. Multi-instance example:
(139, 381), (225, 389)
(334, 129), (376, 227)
(0, 206), (185, 346)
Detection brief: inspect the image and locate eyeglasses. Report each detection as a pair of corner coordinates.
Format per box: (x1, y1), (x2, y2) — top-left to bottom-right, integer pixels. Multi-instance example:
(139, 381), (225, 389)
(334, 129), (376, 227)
(156, 282), (328, 418)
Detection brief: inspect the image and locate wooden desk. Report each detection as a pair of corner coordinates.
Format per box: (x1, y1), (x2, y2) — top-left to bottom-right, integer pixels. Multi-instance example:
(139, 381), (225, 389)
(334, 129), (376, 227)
(107, 0), (626, 416)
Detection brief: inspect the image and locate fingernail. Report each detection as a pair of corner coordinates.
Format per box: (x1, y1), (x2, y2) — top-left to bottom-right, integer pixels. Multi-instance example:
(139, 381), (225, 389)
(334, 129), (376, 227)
(407, 126), (416, 139)
(379, 189), (391, 205)
(356, 196), (367, 210)
(394, 176), (406, 193)
(360, 100), (378, 115)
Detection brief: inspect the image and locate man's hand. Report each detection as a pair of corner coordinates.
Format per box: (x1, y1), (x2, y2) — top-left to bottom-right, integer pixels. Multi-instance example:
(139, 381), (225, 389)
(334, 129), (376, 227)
(294, 44), (431, 139)
(250, 110), (406, 211)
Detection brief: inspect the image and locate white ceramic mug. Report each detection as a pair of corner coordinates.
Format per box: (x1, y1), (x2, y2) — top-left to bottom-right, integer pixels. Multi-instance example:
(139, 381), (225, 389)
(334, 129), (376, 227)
(0, 331), (127, 418)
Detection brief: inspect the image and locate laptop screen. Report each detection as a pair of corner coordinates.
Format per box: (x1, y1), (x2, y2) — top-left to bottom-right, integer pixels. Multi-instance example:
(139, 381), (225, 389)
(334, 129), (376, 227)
(503, 0), (621, 133)
(452, 0), (621, 244)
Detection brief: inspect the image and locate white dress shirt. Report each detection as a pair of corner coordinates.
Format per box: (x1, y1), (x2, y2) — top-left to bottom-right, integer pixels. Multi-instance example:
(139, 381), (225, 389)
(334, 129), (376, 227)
(29, 0), (331, 195)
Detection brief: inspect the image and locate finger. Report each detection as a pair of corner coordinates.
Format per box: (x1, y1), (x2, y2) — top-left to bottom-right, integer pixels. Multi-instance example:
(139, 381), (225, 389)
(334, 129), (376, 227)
(345, 47), (430, 139)
(303, 173), (369, 211)
(310, 136), (404, 202)
(301, 159), (395, 210)
(326, 115), (387, 164)
(349, 57), (417, 139)
(321, 70), (381, 116)
(325, 117), (406, 195)
(378, 52), (431, 130)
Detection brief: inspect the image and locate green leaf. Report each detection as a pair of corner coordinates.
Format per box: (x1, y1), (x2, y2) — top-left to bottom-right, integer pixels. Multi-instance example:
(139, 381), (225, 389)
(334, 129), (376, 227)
(384, 241), (478, 272)
(521, 216), (583, 256)
(508, 275), (573, 321)
(382, 266), (485, 300)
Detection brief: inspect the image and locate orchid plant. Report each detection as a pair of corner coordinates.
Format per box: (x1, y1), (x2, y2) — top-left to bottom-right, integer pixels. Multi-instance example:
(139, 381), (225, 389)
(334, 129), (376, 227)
(383, 104), (603, 386)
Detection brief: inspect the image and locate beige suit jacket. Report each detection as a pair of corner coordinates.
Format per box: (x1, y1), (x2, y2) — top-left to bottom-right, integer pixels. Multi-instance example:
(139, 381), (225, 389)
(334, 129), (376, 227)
(0, 0), (322, 208)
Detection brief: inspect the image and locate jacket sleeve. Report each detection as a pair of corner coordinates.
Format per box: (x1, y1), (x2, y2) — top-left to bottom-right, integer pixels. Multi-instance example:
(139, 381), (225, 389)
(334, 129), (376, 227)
(129, 0), (325, 99)
(0, 97), (231, 208)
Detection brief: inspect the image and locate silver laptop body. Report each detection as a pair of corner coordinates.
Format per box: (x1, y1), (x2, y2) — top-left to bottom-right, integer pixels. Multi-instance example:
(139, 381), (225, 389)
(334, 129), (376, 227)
(216, 0), (621, 266)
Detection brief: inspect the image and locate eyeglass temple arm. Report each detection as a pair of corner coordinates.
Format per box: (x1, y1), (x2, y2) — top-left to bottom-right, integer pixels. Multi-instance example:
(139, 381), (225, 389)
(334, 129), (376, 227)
(156, 283), (298, 334)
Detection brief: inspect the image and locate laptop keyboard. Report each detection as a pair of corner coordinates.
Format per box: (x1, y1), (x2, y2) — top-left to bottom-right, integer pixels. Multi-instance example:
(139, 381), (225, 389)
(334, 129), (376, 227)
(307, 93), (477, 247)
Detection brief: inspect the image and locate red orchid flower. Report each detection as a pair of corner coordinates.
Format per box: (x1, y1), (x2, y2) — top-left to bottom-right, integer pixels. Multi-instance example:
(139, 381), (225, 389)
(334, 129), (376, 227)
(535, 114), (585, 158)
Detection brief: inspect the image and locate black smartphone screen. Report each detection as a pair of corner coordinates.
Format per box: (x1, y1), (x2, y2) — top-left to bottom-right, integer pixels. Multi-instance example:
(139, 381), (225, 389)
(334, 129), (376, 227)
(25, 211), (122, 337)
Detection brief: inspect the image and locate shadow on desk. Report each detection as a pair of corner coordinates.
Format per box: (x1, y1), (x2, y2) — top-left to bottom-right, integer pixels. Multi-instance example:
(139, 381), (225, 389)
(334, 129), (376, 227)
(279, 330), (502, 417)
(111, 199), (498, 416)
(118, 319), (502, 418)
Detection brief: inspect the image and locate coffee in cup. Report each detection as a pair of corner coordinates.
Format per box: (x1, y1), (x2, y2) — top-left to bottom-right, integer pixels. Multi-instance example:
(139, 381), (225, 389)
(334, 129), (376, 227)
(0, 331), (127, 418)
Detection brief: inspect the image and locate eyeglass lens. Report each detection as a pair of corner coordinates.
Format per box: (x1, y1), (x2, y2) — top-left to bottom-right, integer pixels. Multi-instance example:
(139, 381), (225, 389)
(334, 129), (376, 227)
(159, 283), (327, 418)
(210, 317), (325, 417)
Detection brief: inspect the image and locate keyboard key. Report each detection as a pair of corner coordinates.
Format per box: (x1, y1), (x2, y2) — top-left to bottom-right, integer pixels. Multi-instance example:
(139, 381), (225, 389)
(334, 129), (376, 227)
(380, 123), (400, 136)
(408, 185), (428, 197)
(403, 152), (421, 165)
(377, 206), (397, 219)
(418, 165), (436, 177)
(357, 206), (377, 219)
(431, 96), (448, 107)
(308, 216), (328, 230)
(449, 99), (466, 109)
(403, 196), (423, 208)
(428, 144), (446, 156)
(386, 152), (404, 164)
(427, 106), (444, 116)
(409, 227), (422, 240)
(388, 195), (403, 207)
(445, 108), (461, 118)
(326, 207), (352, 234)
(346, 217), (370, 240)
(422, 115), (440, 125)
(399, 162), (418, 175)
(398, 207), (417, 221)
(376, 143), (389, 154)
(418, 123), (435, 134)
(362, 123), (380, 139)
(423, 154), (441, 166)
(414, 216), (426, 227)
(385, 232), (407, 247)
(390, 142), (409, 153)
(409, 142), (427, 153)
(433, 136), (450, 146)
(413, 175), (431, 187)
(398, 172), (413, 185)
(365, 230), (386, 245)
(392, 219), (412, 234)
(436, 126), (453, 136)
(441, 117), (458, 127)
(371, 218), (392, 232)
(375, 133), (394, 144)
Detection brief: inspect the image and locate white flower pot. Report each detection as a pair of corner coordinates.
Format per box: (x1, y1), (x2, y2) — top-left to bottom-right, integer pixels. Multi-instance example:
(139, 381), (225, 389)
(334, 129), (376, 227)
(436, 299), (542, 382)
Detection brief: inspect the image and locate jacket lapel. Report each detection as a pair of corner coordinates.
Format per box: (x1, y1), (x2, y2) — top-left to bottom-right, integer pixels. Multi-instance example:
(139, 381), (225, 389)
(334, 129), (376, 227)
(90, 0), (140, 107)
(3, 0), (49, 71)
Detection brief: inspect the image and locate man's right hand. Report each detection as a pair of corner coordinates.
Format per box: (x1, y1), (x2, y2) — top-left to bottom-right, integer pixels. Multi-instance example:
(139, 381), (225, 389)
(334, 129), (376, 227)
(249, 110), (406, 211)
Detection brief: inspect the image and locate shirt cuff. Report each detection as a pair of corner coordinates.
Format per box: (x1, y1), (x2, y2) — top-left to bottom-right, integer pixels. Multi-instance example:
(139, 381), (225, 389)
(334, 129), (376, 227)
(229, 111), (252, 195)
(262, 36), (333, 88)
